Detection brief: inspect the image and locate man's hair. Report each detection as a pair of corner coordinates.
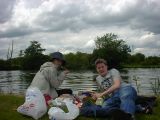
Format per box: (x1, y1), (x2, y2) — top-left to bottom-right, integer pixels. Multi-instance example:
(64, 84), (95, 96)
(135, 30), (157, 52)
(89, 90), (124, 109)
(95, 59), (107, 66)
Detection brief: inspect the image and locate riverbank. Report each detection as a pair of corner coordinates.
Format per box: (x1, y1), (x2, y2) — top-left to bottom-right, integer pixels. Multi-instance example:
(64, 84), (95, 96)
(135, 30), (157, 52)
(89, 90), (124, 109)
(122, 64), (160, 68)
(0, 94), (160, 120)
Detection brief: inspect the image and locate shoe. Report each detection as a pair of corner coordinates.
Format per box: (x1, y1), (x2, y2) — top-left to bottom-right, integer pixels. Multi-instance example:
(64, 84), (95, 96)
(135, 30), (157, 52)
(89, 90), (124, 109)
(144, 105), (153, 114)
(108, 108), (135, 120)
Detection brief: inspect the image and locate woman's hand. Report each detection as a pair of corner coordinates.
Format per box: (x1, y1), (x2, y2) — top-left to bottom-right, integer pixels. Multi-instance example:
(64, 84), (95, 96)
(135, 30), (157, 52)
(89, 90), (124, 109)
(64, 70), (69, 75)
(64, 69), (70, 75)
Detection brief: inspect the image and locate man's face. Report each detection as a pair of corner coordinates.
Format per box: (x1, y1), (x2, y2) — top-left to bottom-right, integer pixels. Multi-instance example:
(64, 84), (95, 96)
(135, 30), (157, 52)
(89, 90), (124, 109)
(96, 63), (108, 77)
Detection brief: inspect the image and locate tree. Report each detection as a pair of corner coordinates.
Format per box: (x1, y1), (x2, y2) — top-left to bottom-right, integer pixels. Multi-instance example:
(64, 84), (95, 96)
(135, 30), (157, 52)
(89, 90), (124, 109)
(65, 52), (91, 70)
(144, 56), (160, 65)
(21, 41), (49, 70)
(0, 59), (7, 70)
(92, 33), (131, 69)
(19, 50), (24, 57)
(24, 41), (45, 56)
(6, 40), (14, 60)
(128, 53), (145, 64)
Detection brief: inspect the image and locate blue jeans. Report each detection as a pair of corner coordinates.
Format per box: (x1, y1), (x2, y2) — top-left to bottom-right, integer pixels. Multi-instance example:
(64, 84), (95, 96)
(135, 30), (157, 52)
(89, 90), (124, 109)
(102, 85), (137, 115)
(80, 85), (137, 117)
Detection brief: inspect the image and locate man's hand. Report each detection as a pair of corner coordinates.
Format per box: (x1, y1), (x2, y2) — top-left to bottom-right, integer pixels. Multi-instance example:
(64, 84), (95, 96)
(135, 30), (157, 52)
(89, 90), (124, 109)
(91, 92), (103, 100)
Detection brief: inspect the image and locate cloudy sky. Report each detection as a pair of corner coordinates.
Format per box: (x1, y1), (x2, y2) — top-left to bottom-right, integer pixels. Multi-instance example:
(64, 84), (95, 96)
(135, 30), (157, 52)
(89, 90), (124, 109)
(0, 0), (160, 59)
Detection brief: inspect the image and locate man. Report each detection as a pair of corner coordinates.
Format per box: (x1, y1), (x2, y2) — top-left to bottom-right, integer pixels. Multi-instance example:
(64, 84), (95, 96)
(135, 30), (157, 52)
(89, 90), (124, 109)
(80, 58), (137, 120)
(29, 52), (70, 101)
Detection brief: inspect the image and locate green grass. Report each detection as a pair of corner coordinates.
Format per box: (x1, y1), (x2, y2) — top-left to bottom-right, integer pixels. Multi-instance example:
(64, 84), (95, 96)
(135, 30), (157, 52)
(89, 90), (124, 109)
(0, 94), (160, 120)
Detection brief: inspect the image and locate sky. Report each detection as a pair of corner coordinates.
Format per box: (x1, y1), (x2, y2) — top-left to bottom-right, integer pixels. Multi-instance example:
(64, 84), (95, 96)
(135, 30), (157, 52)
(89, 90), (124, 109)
(0, 0), (160, 59)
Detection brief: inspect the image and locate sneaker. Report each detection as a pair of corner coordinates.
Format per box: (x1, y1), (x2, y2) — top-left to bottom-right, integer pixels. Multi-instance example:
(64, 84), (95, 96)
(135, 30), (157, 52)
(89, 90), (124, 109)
(108, 108), (135, 120)
(144, 106), (153, 114)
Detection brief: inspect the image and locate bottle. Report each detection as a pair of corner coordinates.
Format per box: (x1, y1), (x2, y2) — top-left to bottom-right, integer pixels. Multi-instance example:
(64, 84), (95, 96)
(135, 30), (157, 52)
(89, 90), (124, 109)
(95, 97), (104, 106)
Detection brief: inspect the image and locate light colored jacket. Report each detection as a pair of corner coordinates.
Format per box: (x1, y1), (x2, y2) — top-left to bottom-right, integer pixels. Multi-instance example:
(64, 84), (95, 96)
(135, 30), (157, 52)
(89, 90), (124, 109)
(29, 62), (66, 99)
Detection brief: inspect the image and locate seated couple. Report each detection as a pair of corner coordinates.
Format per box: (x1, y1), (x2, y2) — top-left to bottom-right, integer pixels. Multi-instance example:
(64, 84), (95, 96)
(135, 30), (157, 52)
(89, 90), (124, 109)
(28, 52), (153, 120)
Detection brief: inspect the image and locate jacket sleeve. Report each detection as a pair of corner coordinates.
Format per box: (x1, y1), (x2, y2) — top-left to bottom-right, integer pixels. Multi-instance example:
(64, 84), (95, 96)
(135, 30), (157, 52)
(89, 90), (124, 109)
(41, 67), (66, 88)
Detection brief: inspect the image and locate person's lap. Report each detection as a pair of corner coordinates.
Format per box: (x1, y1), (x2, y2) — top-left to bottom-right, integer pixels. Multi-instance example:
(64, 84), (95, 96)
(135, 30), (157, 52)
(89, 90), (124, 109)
(80, 85), (137, 117)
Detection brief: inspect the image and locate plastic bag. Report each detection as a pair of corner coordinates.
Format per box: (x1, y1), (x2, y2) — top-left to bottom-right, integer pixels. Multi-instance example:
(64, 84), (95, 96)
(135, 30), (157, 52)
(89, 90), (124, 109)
(51, 97), (66, 106)
(17, 87), (47, 119)
(48, 98), (79, 120)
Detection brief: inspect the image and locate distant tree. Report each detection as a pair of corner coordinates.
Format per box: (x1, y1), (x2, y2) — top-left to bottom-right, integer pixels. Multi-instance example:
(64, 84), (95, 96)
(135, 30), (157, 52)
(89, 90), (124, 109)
(6, 40), (14, 60)
(92, 33), (131, 69)
(21, 41), (49, 70)
(128, 53), (145, 64)
(65, 52), (91, 70)
(144, 56), (160, 65)
(19, 50), (24, 57)
(0, 59), (7, 70)
(24, 41), (45, 56)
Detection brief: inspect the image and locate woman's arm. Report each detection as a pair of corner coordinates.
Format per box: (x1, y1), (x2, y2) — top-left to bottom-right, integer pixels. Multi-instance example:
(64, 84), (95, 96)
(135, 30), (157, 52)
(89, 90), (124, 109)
(41, 67), (68, 88)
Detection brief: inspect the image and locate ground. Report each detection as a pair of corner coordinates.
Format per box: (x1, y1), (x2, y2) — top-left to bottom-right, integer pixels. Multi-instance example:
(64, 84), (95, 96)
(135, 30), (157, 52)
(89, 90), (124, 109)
(0, 94), (159, 120)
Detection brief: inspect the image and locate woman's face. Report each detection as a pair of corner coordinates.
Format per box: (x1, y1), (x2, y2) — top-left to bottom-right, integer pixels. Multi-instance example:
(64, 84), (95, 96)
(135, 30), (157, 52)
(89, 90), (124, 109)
(96, 63), (108, 77)
(53, 59), (62, 67)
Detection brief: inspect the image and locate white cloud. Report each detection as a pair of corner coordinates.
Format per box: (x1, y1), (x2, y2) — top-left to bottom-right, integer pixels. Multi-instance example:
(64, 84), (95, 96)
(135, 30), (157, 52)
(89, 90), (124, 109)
(84, 40), (95, 48)
(0, 0), (160, 59)
(134, 48), (160, 56)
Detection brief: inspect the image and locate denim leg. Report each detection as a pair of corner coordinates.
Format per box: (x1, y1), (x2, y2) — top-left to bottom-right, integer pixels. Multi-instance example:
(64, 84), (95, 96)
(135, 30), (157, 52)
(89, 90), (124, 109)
(119, 85), (137, 115)
(102, 94), (120, 109)
(80, 105), (115, 117)
(80, 95), (120, 117)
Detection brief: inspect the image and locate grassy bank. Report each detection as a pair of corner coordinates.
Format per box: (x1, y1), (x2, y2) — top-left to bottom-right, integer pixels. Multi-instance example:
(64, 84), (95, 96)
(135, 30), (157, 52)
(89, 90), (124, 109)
(0, 94), (160, 120)
(122, 64), (160, 68)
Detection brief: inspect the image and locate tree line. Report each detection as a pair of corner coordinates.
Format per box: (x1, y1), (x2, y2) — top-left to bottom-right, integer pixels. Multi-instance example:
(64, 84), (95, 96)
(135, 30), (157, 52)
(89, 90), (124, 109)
(0, 33), (160, 70)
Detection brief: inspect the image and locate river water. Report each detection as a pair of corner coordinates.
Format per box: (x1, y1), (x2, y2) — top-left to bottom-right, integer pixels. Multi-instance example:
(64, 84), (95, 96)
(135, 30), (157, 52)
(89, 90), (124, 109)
(0, 68), (160, 96)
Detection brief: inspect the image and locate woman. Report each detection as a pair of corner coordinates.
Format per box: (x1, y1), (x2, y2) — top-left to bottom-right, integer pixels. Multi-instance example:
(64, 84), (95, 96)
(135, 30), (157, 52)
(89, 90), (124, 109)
(29, 52), (71, 104)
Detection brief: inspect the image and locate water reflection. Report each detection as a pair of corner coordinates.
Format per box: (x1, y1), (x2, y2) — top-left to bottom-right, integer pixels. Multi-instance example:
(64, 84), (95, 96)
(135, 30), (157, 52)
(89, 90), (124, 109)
(121, 68), (160, 95)
(60, 71), (98, 92)
(0, 68), (160, 96)
(0, 71), (35, 94)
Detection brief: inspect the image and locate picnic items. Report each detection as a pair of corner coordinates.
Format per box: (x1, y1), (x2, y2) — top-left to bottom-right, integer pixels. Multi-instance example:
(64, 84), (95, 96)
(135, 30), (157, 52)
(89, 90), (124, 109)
(17, 87), (47, 119)
(48, 97), (79, 120)
(95, 97), (104, 106)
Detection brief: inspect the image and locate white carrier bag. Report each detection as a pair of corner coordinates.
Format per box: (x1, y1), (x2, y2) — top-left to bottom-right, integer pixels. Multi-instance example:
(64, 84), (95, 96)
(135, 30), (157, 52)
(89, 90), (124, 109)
(17, 87), (47, 119)
(48, 98), (79, 120)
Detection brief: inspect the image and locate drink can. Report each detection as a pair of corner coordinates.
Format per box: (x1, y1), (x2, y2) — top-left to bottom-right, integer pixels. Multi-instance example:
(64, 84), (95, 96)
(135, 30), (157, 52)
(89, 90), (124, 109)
(95, 97), (104, 106)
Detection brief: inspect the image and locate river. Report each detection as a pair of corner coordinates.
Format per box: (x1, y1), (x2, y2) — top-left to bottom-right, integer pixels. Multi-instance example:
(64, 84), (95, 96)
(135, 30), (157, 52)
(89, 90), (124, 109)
(0, 68), (160, 96)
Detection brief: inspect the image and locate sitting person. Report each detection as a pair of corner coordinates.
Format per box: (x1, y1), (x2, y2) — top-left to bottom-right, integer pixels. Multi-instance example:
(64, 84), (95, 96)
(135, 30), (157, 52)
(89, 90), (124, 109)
(28, 52), (71, 105)
(80, 58), (137, 120)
